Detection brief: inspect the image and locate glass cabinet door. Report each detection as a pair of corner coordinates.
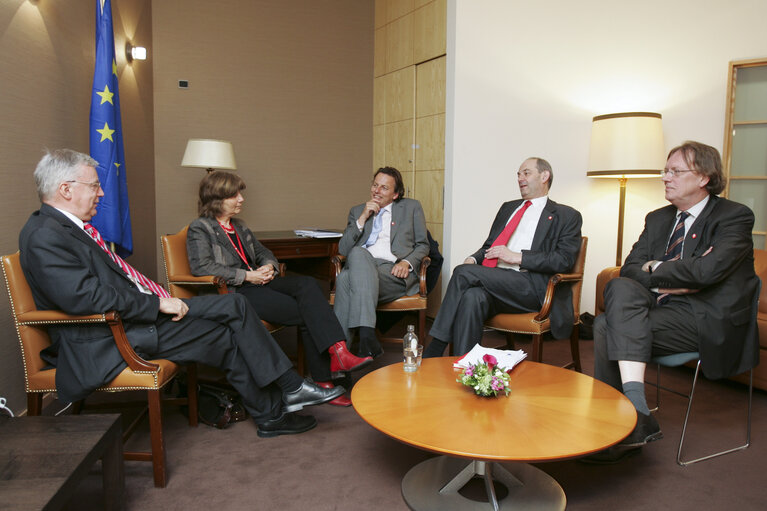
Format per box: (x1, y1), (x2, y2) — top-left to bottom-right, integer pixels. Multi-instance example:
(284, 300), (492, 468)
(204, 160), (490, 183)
(723, 59), (767, 250)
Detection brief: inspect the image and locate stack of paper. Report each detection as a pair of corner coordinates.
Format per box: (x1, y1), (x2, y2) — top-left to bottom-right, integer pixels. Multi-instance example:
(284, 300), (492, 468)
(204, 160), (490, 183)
(294, 228), (343, 238)
(453, 344), (527, 372)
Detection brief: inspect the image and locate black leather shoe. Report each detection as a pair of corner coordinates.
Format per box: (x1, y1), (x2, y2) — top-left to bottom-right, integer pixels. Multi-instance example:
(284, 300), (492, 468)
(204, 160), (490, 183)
(283, 380), (345, 413)
(620, 412), (663, 447)
(257, 412), (317, 438)
(579, 445), (642, 465)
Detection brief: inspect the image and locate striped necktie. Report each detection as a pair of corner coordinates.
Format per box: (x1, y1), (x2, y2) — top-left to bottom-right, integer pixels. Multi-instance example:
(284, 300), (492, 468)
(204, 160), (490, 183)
(83, 223), (171, 298)
(657, 211), (689, 304)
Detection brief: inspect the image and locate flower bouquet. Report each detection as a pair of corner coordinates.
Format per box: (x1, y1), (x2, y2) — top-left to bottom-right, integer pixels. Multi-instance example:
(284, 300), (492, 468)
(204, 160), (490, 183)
(457, 354), (512, 397)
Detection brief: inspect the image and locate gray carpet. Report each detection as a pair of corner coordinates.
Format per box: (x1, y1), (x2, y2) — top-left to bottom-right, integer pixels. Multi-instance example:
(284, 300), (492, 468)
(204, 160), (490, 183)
(55, 330), (767, 510)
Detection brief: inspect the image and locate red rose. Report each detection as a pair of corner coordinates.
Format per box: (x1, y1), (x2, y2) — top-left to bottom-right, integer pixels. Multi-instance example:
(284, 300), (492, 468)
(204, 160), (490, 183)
(482, 353), (497, 369)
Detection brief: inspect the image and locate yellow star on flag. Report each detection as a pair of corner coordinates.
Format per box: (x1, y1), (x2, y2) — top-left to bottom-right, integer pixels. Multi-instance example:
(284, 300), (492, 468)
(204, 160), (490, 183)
(114, 162), (121, 176)
(96, 122), (115, 142)
(96, 85), (114, 105)
(112, 59), (117, 76)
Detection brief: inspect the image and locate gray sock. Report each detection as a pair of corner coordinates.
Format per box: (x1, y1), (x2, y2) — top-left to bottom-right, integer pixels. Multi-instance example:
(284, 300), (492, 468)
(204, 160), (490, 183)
(622, 381), (650, 415)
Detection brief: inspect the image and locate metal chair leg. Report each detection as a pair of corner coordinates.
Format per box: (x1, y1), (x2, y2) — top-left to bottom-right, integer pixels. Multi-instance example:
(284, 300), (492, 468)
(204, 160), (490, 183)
(677, 363), (752, 466)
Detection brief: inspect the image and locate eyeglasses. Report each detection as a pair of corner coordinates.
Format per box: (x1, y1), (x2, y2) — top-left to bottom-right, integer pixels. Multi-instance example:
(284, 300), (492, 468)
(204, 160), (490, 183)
(660, 169), (694, 178)
(66, 180), (101, 191)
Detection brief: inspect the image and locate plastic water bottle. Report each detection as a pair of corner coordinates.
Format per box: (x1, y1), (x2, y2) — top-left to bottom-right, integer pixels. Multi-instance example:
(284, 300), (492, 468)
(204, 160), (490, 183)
(403, 325), (420, 372)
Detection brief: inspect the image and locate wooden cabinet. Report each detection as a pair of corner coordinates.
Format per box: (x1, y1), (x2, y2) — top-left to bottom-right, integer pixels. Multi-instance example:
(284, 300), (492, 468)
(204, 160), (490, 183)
(723, 58), (767, 250)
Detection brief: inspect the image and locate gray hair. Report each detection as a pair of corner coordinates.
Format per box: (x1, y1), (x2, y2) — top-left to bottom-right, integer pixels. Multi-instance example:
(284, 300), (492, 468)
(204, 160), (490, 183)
(530, 157), (553, 189)
(34, 149), (98, 201)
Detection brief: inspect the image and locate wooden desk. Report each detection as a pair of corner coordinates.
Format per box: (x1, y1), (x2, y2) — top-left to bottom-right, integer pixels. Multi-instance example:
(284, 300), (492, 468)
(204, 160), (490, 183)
(0, 414), (124, 511)
(352, 359), (636, 510)
(253, 230), (340, 281)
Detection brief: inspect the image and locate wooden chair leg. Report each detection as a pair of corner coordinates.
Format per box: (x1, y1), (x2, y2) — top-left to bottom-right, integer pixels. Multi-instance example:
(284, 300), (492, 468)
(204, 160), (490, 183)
(417, 309), (426, 342)
(531, 333), (543, 362)
(26, 393), (42, 416)
(503, 333), (516, 350)
(569, 325), (582, 372)
(296, 327), (306, 377)
(147, 389), (167, 488)
(186, 364), (199, 427)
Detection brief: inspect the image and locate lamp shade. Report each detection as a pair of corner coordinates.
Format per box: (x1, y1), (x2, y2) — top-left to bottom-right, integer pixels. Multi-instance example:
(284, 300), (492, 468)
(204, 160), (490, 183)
(181, 139), (237, 171)
(587, 112), (665, 179)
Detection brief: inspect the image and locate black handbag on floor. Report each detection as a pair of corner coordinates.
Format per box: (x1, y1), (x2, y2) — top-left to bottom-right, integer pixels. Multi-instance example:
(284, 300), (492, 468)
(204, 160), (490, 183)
(197, 382), (249, 429)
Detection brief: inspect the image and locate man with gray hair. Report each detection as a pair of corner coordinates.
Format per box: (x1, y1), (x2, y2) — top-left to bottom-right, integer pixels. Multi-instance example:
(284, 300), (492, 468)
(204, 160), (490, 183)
(585, 141), (759, 463)
(424, 157), (582, 357)
(19, 148), (343, 438)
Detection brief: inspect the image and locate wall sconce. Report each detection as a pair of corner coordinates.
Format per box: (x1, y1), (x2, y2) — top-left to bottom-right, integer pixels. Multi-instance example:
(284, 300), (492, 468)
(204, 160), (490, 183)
(587, 112), (665, 265)
(126, 43), (147, 62)
(181, 139), (237, 173)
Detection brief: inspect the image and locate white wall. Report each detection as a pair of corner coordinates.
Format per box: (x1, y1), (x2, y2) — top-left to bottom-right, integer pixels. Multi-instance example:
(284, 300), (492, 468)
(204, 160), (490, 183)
(445, 0), (767, 313)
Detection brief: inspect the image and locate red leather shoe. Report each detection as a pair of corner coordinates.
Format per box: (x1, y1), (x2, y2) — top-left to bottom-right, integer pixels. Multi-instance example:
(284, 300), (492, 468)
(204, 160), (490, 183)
(315, 381), (352, 407)
(329, 341), (373, 373)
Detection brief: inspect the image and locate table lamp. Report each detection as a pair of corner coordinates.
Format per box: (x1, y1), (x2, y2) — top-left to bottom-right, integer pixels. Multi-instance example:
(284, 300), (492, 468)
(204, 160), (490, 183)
(181, 139), (237, 173)
(587, 112), (665, 265)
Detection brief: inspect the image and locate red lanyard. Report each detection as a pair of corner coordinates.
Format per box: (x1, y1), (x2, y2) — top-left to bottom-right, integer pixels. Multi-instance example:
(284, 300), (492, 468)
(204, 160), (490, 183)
(219, 223), (253, 271)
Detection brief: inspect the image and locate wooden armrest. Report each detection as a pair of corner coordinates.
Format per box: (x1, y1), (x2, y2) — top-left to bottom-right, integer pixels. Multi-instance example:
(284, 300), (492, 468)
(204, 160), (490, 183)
(168, 274), (226, 287)
(19, 309), (159, 373)
(534, 270), (585, 322)
(417, 256), (431, 297)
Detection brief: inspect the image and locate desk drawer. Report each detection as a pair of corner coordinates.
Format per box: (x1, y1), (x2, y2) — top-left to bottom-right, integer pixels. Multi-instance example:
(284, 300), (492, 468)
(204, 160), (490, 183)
(266, 241), (336, 259)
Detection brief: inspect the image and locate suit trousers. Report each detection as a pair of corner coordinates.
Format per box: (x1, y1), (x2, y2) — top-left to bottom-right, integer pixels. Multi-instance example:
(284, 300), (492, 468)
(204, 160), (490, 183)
(429, 264), (541, 355)
(593, 277), (700, 391)
(150, 293), (293, 423)
(333, 246), (417, 339)
(236, 275), (345, 381)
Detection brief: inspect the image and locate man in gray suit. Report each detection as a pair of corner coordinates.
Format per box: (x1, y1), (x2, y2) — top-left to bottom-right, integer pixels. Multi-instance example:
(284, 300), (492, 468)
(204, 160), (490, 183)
(334, 167), (429, 357)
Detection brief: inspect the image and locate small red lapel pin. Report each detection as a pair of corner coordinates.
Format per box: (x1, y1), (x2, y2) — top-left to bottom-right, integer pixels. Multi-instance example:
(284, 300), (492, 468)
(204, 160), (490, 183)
(547, 216), (552, 220)
(691, 233), (697, 239)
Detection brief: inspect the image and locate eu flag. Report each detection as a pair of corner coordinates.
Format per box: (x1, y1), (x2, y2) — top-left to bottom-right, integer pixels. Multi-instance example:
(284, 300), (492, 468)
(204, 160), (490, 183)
(89, 0), (132, 256)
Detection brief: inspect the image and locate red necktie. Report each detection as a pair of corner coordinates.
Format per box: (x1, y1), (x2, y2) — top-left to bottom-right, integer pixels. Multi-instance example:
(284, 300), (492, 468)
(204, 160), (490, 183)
(482, 200), (532, 268)
(83, 223), (172, 298)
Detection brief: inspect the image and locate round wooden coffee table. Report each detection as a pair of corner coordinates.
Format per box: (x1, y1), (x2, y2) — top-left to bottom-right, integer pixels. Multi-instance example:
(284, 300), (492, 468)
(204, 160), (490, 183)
(351, 358), (636, 510)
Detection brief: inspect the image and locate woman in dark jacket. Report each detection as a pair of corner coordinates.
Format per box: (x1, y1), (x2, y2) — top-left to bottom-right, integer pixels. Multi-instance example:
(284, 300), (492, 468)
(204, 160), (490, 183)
(187, 171), (372, 406)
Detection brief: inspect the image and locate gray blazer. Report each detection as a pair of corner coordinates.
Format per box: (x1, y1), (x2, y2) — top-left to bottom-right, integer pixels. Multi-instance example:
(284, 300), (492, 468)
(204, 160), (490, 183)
(187, 216), (279, 287)
(338, 198), (429, 273)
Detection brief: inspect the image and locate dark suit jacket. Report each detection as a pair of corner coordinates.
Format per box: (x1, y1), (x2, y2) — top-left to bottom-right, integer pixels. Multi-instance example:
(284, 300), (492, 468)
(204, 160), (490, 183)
(470, 198), (583, 339)
(621, 195), (759, 379)
(338, 198), (429, 273)
(19, 204), (163, 402)
(187, 217), (279, 286)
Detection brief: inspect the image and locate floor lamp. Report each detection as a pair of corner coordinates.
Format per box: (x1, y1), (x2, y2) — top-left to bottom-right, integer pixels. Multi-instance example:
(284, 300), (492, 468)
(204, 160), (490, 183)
(587, 112), (665, 266)
(181, 139), (237, 173)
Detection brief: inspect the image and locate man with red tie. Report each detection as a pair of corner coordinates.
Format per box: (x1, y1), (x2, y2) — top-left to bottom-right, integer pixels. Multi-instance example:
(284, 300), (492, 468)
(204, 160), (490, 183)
(19, 149), (344, 438)
(424, 157), (582, 357)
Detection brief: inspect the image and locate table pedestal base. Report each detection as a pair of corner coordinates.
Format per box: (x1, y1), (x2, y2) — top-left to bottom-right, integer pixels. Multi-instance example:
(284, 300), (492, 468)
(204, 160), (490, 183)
(402, 456), (565, 511)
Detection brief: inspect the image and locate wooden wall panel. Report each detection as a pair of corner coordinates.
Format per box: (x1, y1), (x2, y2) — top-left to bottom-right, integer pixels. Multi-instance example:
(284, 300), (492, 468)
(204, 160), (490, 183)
(416, 56), (446, 116)
(385, 66), (415, 123)
(414, 0), (447, 63)
(386, 12), (414, 73)
(385, 119), (415, 173)
(375, 0), (387, 28)
(415, 114), (445, 171)
(374, 26), (387, 77)
(387, 0), (415, 23)
(415, 170), (444, 223)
